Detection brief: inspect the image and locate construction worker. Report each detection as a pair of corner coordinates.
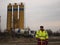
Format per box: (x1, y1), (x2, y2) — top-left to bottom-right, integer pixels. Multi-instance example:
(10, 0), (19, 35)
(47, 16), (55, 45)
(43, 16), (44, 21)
(35, 26), (48, 45)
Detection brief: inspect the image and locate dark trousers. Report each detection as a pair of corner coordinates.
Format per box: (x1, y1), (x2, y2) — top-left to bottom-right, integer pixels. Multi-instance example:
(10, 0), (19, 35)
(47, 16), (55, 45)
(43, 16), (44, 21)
(37, 39), (47, 45)
(38, 41), (46, 45)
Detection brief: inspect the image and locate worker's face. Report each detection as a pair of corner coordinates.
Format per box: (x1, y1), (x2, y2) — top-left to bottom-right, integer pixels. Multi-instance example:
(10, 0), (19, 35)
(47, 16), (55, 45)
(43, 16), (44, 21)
(40, 28), (44, 30)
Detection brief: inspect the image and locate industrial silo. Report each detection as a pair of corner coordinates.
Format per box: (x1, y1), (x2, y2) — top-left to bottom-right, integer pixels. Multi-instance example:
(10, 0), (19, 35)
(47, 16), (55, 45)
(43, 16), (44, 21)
(13, 3), (19, 29)
(19, 3), (24, 29)
(7, 3), (12, 31)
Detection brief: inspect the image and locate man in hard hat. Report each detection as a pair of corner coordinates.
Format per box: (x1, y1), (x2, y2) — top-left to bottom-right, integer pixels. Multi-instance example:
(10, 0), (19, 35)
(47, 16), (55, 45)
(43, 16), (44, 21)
(35, 26), (48, 45)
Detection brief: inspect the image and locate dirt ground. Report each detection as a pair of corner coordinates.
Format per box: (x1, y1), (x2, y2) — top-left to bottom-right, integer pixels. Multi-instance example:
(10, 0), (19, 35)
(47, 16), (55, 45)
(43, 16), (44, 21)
(0, 42), (60, 45)
(0, 36), (60, 45)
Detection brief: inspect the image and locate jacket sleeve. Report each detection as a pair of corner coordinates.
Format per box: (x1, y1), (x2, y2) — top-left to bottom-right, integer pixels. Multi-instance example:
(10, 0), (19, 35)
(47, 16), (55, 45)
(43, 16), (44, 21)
(45, 31), (48, 40)
(35, 31), (39, 38)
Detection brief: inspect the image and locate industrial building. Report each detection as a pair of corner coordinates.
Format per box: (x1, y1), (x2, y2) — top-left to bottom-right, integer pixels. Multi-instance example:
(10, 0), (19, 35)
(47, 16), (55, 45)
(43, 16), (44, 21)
(7, 3), (24, 31)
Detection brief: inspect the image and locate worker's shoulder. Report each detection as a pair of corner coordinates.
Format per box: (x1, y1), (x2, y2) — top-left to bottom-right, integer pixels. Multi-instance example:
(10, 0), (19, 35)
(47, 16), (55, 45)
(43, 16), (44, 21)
(44, 30), (48, 33)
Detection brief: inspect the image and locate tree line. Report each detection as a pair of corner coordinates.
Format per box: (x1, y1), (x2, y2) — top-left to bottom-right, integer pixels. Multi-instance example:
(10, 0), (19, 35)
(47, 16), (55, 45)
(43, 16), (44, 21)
(46, 29), (60, 36)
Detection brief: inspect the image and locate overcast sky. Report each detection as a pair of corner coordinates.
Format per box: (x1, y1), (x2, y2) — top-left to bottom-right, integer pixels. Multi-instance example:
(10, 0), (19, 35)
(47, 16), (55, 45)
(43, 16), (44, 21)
(0, 0), (60, 32)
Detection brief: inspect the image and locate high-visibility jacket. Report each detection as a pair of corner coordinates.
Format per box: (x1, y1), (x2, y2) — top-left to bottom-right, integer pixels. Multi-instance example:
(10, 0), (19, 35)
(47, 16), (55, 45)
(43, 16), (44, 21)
(35, 30), (48, 40)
